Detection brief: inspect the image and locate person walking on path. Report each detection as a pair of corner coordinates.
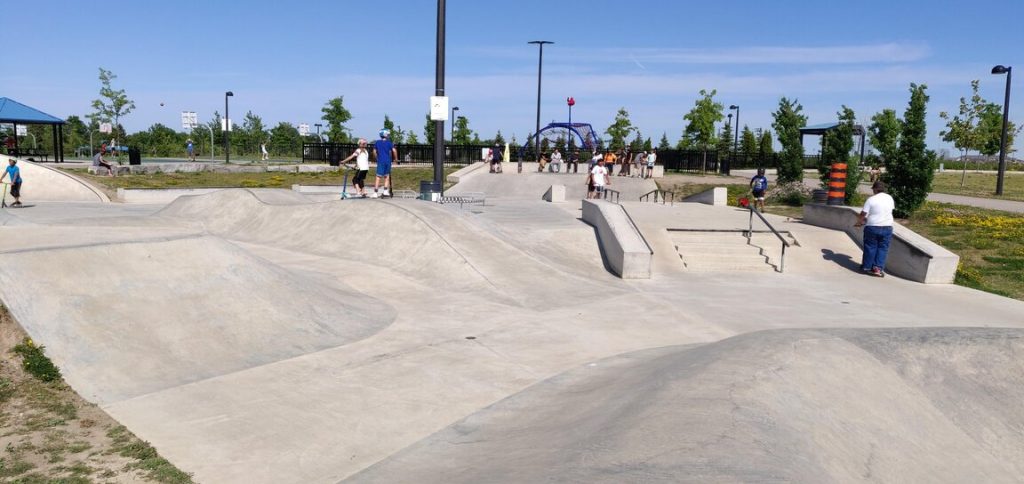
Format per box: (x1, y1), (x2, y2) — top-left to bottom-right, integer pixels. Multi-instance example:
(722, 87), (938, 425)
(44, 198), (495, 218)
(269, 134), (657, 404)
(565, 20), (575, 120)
(372, 129), (397, 198)
(855, 180), (895, 277)
(550, 148), (563, 173)
(645, 148), (657, 178)
(632, 150), (646, 177)
(92, 149), (116, 177)
(260, 142), (269, 161)
(340, 138), (370, 197)
(490, 143), (503, 173)
(1, 158), (24, 206)
(749, 167), (769, 211)
(186, 139), (196, 161)
(587, 157), (610, 199)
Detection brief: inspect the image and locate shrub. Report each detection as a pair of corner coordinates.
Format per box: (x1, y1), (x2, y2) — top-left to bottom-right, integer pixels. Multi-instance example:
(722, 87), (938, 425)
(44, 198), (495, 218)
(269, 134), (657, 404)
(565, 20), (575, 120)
(766, 181), (812, 206)
(12, 338), (62, 382)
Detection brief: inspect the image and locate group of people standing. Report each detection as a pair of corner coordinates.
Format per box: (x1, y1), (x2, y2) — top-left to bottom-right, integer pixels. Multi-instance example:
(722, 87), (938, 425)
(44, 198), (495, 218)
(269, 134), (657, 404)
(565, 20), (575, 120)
(338, 129), (397, 198)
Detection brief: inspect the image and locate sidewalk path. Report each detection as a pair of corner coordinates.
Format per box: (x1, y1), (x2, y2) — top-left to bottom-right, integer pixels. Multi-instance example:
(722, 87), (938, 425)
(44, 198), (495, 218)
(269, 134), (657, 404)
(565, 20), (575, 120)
(927, 193), (1024, 213)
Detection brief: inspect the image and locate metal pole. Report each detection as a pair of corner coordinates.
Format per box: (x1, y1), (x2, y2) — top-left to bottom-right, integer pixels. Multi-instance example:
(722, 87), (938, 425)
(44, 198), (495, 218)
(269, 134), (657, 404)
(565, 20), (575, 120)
(450, 106), (458, 143)
(997, 67), (1012, 196)
(528, 41), (553, 173)
(432, 0), (446, 193)
(210, 123), (215, 161)
(733, 107), (740, 161)
(224, 93), (230, 163)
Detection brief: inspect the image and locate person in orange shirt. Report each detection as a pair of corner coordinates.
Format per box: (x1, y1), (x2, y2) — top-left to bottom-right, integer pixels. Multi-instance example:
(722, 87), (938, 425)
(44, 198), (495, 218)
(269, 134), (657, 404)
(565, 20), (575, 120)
(603, 150), (617, 177)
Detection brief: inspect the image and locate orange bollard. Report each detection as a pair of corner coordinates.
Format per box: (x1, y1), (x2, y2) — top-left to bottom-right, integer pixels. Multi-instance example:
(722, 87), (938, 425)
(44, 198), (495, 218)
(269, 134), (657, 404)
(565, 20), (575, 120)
(827, 162), (847, 205)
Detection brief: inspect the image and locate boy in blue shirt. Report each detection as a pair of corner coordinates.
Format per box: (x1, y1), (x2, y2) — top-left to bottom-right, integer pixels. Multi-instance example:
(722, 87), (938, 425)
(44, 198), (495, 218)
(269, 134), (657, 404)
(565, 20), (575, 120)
(372, 130), (398, 198)
(1, 158), (24, 206)
(749, 168), (768, 211)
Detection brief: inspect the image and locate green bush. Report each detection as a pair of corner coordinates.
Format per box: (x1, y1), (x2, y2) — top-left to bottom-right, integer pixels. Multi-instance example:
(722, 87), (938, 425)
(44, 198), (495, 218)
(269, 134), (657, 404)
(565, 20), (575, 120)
(12, 338), (62, 382)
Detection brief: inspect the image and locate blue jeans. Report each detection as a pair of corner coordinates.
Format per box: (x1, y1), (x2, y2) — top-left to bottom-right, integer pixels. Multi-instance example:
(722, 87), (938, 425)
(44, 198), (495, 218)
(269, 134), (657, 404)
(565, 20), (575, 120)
(861, 225), (893, 271)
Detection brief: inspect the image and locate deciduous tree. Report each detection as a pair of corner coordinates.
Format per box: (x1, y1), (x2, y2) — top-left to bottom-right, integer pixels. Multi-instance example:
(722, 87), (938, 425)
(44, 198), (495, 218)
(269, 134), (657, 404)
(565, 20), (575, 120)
(89, 68), (135, 141)
(682, 89), (724, 171)
(321, 97), (352, 143)
(605, 108), (634, 150)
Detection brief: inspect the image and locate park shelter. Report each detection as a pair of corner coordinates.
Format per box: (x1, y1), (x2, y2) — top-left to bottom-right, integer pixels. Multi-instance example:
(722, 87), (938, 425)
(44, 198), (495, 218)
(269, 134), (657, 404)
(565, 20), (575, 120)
(800, 122), (866, 167)
(0, 97), (66, 162)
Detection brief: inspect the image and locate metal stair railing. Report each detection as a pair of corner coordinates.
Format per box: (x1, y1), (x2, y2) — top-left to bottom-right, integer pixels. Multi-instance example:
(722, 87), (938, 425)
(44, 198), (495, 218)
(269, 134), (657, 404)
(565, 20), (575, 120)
(746, 207), (791, 273)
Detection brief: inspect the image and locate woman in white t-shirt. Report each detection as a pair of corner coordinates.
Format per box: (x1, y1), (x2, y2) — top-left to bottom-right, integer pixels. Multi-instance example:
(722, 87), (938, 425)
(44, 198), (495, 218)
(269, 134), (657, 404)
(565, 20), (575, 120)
(855, 180), (896, 277)
(340, 138), (371, 197)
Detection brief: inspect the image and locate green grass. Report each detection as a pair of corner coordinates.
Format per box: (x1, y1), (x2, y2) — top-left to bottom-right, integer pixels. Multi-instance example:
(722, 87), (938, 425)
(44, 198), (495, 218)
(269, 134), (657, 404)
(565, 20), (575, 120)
(931, 172), (1024, 201)
(62, 166), (457, 192)
(902, 202), (1024, 300)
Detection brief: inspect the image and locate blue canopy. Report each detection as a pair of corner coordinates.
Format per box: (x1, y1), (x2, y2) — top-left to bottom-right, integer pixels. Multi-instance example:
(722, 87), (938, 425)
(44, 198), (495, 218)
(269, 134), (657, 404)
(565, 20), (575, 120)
(0, 97), (65, 125)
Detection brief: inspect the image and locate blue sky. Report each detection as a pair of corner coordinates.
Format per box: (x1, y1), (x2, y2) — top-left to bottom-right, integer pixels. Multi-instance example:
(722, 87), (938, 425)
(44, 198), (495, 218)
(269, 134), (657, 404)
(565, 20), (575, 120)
(4, 0), (1022, 153)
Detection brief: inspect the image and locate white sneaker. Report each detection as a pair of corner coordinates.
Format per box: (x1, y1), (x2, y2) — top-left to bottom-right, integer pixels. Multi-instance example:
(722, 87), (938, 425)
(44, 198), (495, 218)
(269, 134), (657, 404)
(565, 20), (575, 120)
(370, 192), (379, 199)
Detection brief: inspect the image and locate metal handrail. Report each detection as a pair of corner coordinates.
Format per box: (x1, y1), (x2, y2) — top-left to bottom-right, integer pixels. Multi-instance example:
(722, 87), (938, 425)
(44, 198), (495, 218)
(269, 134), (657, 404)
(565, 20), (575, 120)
(602, 188), (621, 204)
(747, 207), (791, 273)
(638, 189), (674, 205)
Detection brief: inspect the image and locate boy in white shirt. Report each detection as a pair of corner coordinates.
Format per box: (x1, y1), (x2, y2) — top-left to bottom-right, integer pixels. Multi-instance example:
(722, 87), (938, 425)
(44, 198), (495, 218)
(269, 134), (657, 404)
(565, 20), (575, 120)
(587, 158), (610, 199)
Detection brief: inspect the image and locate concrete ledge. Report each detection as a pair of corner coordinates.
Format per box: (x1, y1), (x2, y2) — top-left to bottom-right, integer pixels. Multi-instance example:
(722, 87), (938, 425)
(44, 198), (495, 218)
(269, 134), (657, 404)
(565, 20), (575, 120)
(447, 162), (486, 183)
(802, 203), (959, 284)
(581, 199), (653, 279)
(291, 185), (344, 194)
(88, 166), (132, 176)
(543, 185), (566, 203)
(117, 187), (227, 204)
(684, 187), (727, 206)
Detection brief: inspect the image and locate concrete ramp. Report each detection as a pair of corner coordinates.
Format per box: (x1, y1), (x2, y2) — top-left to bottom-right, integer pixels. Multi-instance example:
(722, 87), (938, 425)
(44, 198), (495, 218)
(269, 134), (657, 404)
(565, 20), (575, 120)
(0, 156), (108, 202)
(351, 327), (1024, 483)
(159, 189), (605, 309)
(449, 168), (656, 201)
(0, 232), (394, 403)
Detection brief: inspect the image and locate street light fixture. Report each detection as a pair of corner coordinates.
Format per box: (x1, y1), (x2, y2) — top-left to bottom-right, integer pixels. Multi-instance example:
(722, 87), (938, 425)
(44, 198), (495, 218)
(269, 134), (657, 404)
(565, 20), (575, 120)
(314, 123), (323, 142)
(224, 91), (234, 163)
(450, 106), (459, 142)
(729, 104), (740, 171)
(992, 65), (1012, 196)
(528, 40), (554, 173)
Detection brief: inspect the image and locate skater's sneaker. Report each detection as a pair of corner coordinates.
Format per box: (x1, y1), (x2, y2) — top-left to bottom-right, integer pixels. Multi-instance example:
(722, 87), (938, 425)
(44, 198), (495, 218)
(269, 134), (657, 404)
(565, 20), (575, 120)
(871, 267), (885, 278)
(369, 192), (379, 199)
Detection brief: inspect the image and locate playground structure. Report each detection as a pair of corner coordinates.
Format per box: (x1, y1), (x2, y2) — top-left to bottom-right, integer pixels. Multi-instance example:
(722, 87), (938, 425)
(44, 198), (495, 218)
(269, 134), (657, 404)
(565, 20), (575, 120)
(518, 122), (603, 159)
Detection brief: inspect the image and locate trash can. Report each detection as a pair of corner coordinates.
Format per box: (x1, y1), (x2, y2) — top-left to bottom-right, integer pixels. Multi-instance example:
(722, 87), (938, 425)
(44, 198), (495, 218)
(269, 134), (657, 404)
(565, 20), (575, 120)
(328, 147), (340, 167)
(420, 180), (441, 201)
(128, 148), (141, 165)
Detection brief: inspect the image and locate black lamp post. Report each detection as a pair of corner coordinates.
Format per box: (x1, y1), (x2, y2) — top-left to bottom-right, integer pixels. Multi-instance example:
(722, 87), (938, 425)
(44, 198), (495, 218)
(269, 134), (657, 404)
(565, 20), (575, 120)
(992, 65), (1012, 196)
(314, 123), (322, 141)
(224, 91), (233, 163)
(528, 40), (554, 173)
(729, 105), (740, 156)
(450, 106), (459, 142)
(432, 0), (446, 192)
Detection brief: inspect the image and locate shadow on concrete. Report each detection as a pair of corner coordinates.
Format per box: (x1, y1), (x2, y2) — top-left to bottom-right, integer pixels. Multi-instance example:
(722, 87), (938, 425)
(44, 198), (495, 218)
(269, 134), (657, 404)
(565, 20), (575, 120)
(821, 248), (863, 273)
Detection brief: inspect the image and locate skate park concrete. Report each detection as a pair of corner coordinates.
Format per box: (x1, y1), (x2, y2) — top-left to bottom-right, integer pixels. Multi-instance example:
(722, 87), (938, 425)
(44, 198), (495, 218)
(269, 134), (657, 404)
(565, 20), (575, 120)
(0, 165), (1023, 483)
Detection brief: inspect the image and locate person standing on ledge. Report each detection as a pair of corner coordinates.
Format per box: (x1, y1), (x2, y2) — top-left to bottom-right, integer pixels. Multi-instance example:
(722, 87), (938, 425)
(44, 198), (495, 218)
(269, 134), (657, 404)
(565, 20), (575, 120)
(1, 158), (23, 206)
(855, 180), (895, 278)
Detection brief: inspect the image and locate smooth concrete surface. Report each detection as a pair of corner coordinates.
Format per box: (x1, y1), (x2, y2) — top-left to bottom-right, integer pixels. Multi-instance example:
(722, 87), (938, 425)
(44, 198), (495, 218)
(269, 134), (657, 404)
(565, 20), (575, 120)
(683, 186), (727, 206)
(352, 328), (1024, 483)
(542, 184), (565, 202)
(1, 155), (108, 202)
(0, 179), (1022, 483)
(803, 203), (959, 283)
(117, 187), (228, 203)
(581, 199), (652, 279)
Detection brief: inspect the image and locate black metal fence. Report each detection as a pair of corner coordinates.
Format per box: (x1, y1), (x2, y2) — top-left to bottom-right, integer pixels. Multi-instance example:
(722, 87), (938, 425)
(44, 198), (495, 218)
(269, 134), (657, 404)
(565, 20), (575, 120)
(302, 142), (498, 167)
(657, 150), (822, 174)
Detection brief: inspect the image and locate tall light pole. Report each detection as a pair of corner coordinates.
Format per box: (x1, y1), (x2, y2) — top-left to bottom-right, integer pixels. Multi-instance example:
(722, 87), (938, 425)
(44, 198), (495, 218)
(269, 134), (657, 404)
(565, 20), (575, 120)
(528, 40), (553, 173)
(450, 106), (459, 142)
(432, 0), (446, 192)
(224, 91), (233, 163)
(992, 65), (1012, 196)
(314, 123), (323, 142)
(729, 104), (740, 172)
(567, 97), (575, 151)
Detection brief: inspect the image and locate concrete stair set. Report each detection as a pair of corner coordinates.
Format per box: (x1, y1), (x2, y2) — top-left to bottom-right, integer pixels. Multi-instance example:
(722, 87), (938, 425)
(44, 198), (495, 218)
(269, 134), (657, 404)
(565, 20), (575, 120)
(670, 230), (796, 272)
